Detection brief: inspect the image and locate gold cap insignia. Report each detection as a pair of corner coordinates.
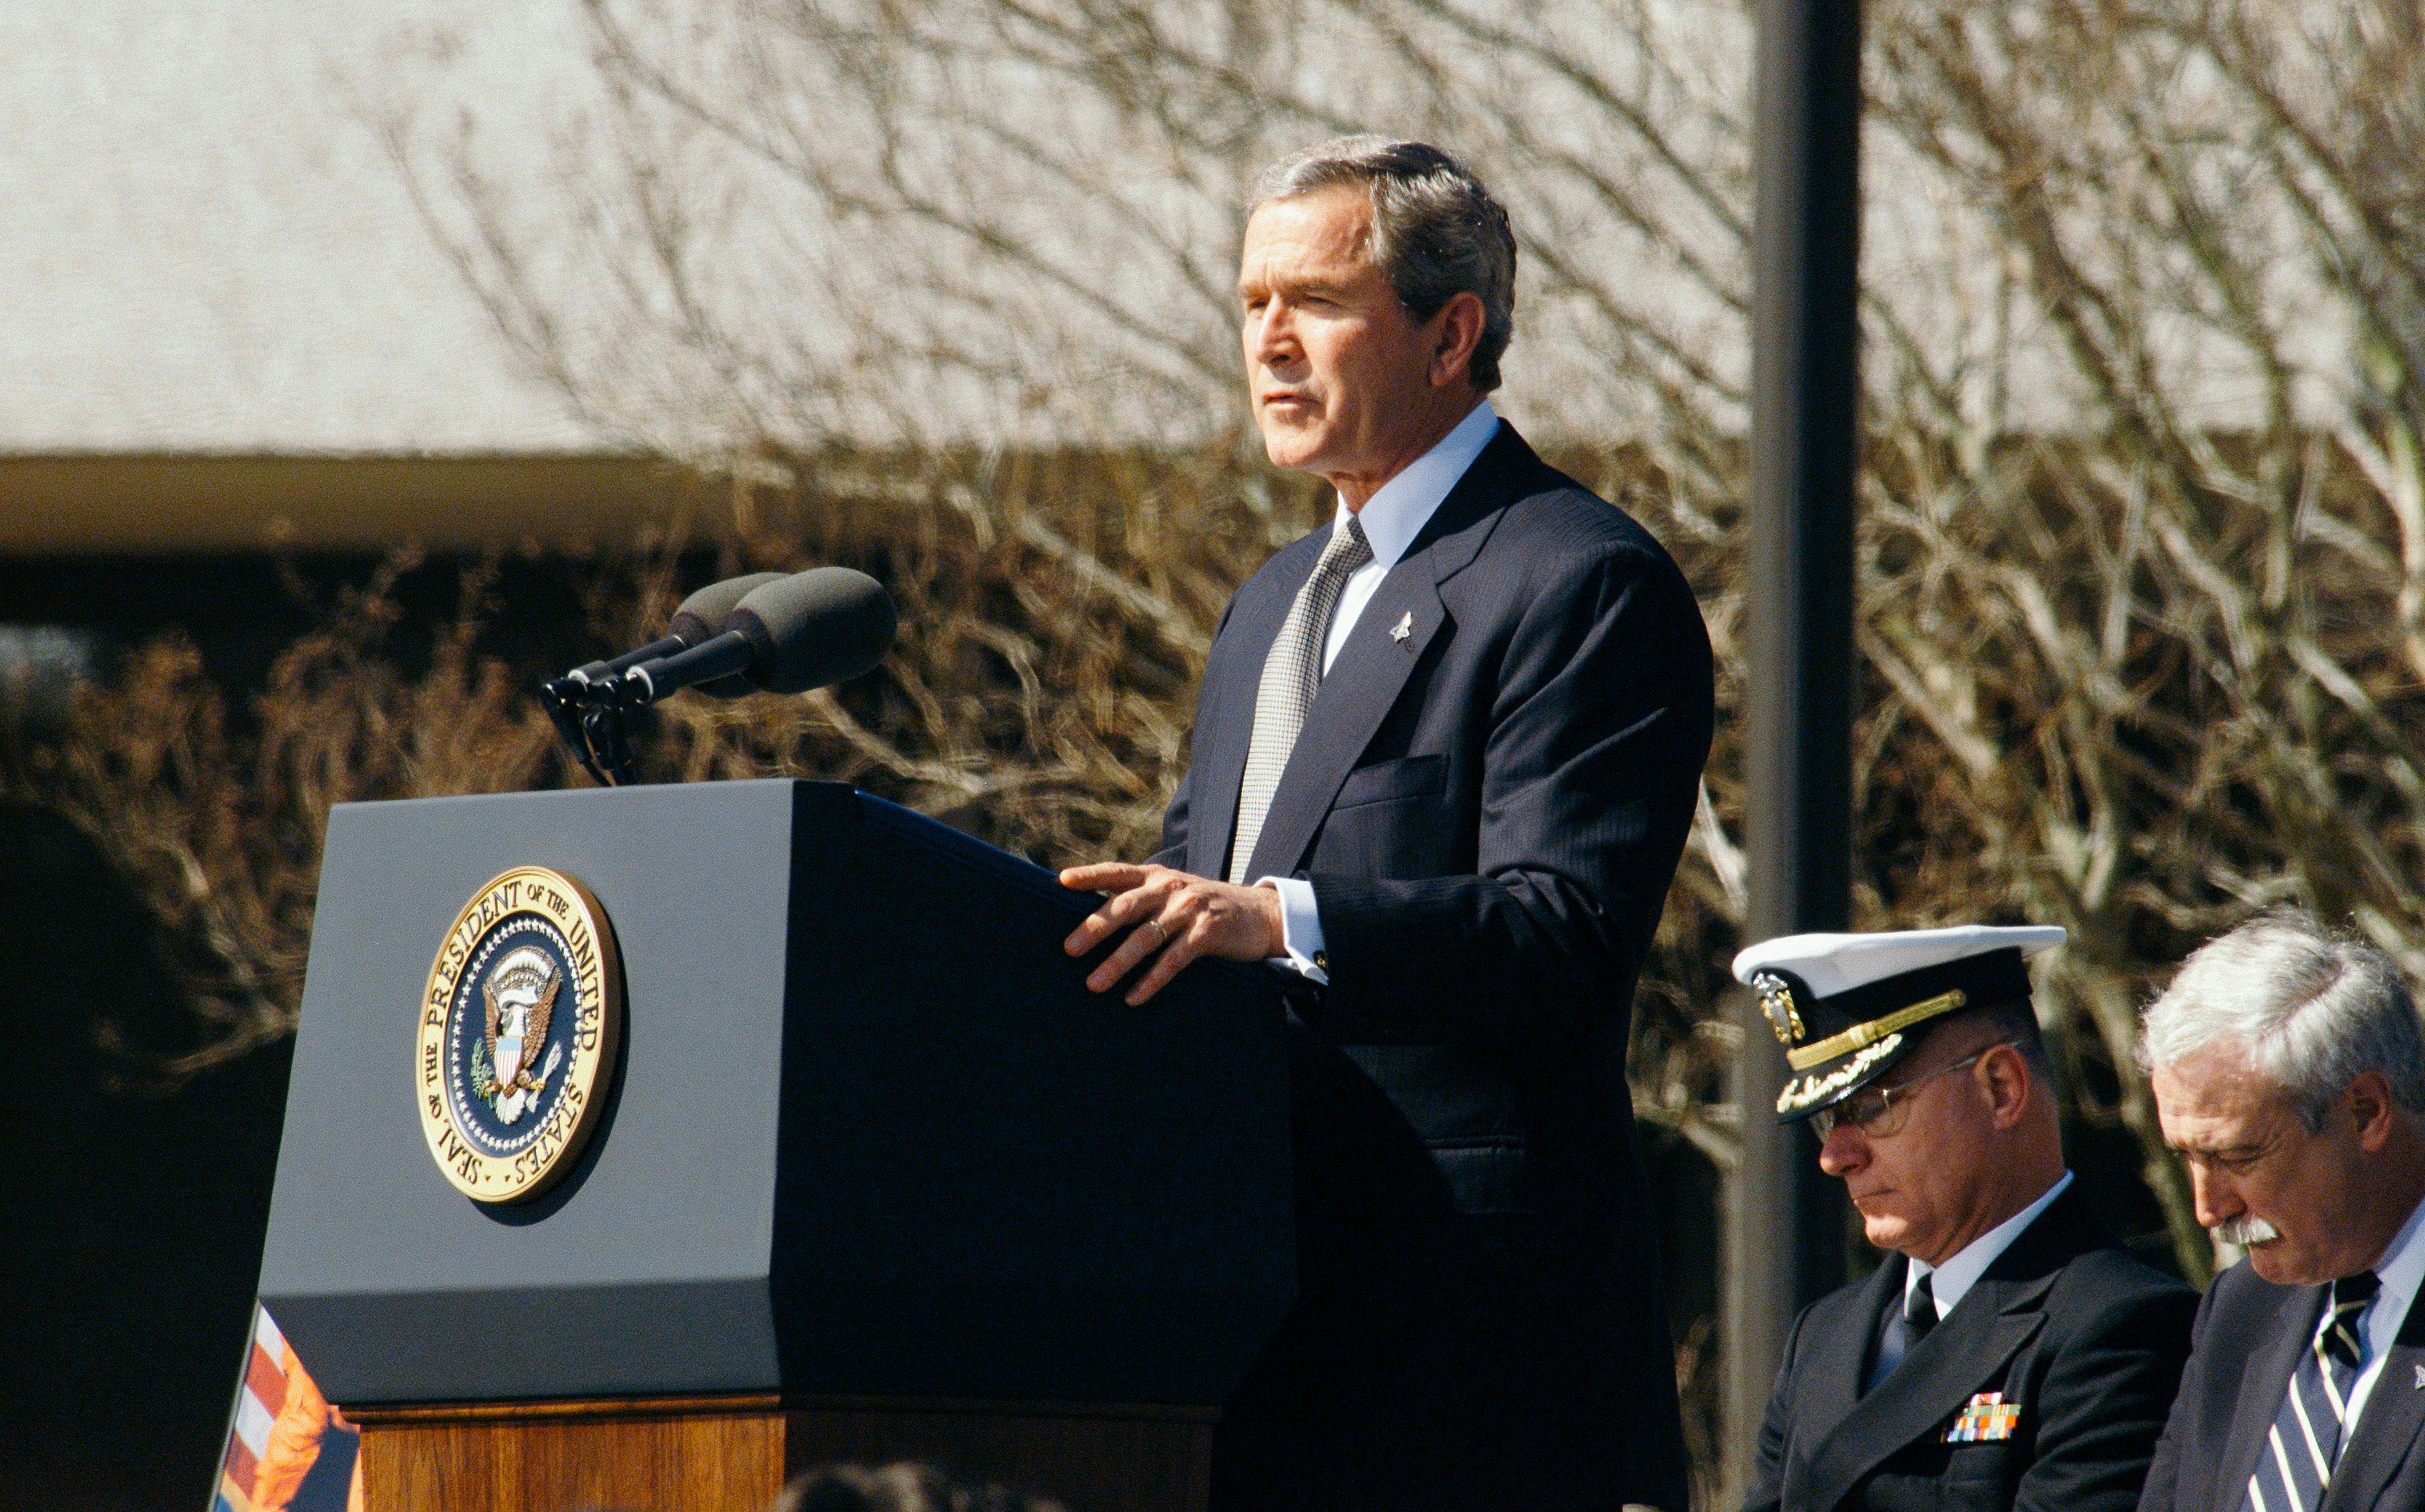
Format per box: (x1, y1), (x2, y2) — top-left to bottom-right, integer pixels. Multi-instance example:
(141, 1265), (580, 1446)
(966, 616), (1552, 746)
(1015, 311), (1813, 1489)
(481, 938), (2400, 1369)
(1752, 971), (1804, 1045)
(1776, 1033), (1904, 1115)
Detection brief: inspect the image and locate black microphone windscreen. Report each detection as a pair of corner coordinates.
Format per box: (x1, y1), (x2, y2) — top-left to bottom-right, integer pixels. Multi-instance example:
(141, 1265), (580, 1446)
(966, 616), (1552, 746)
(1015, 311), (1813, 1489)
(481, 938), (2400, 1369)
(667, 572), (786, 644)
(729, 568), (897, 694)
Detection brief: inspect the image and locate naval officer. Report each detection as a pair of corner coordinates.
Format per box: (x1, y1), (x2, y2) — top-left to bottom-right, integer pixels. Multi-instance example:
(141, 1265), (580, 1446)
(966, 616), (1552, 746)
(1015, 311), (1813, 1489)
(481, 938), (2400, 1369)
(1736, 926), (2195, 1512)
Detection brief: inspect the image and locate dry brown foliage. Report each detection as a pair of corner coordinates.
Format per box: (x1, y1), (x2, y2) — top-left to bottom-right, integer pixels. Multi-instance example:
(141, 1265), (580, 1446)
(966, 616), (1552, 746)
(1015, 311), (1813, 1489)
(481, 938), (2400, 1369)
(6, 418), (2422, 1498)
(0, 557), (570, 1082)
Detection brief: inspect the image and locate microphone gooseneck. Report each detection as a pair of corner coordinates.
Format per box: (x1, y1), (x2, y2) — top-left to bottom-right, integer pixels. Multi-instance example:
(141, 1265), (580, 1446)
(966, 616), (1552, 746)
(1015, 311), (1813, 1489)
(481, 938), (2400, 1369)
(618, 568), (897, 705)
(541, 570), (785, 785)
(558, 572), (782, 689)
(541, 567), (897, 785)
(664, 572), (785, 698)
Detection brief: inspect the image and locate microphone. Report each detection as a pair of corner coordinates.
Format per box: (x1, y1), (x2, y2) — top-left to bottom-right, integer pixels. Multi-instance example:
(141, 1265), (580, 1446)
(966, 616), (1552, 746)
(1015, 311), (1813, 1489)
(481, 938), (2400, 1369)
(664, 571), (788, 699)
(541, 571), (789, 784)
(558, 572), (785, 688)
(619, 568), (895, 704)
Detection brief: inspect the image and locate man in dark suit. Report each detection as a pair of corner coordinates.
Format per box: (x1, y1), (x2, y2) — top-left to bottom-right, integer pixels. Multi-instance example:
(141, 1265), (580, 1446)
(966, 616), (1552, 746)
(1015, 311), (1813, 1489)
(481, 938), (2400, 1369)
(2137, 910), (2425, 1512)
(1731, 928), (2196, 1512)
(1059, 138), (1712, 1510)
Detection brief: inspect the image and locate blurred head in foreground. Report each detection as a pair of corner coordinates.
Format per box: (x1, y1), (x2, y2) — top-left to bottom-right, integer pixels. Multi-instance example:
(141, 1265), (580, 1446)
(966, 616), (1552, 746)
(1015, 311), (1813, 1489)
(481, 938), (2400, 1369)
(2141, 908), (2425, 1285)
(773, 1462), (1065, 1512)
(1238, 136), (1515, 509)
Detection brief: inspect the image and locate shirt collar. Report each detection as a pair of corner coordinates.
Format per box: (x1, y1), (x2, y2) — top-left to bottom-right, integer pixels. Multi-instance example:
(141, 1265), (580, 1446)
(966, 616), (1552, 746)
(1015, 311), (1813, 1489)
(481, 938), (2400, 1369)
(1909, 1168), (2075, 1320)
(2363, 1185), (2425, 1345)
(1330, 399), (1499, 569)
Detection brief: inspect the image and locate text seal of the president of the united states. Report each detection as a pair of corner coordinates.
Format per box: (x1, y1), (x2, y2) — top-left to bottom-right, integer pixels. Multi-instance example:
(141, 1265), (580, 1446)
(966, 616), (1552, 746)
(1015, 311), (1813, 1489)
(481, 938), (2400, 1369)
(417, 866), (623, 1202)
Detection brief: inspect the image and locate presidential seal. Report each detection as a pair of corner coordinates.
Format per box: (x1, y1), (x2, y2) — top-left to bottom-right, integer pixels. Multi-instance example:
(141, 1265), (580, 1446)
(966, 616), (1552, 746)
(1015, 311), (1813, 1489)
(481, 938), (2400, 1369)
(417, 867), (622, 1203)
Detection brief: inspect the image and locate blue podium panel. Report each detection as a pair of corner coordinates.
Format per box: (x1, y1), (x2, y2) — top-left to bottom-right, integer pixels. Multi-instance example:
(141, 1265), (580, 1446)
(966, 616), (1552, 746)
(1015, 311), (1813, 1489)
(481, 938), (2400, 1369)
(258, 780), (1292, 1407)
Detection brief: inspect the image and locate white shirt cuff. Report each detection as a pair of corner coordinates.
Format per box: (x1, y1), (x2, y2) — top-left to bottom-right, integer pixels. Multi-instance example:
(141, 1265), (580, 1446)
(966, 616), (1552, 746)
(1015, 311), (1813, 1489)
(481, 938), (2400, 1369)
(1256, 876), (1328, 984)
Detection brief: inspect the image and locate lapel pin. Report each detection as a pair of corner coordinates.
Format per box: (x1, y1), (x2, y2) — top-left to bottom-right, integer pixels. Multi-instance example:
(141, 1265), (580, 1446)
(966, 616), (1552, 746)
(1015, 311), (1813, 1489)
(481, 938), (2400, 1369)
(1389, 612), (1413, 644)
(2414, 1363), (2423, 1389)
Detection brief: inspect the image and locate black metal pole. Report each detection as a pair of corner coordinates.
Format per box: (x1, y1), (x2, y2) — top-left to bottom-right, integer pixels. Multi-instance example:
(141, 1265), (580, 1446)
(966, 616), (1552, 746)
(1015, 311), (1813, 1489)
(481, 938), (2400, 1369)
(1724, 0), (1861, 1498)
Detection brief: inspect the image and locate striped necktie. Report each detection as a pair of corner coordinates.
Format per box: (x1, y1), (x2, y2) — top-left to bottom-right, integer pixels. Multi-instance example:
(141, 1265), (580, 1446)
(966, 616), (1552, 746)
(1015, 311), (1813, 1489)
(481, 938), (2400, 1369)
(2240, 1270), (2381, 1512)
(1228, 516), (1372, 884)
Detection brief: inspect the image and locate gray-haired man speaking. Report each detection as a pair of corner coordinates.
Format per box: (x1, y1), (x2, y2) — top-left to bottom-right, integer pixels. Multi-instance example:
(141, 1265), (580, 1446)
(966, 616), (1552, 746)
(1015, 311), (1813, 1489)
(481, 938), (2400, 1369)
(1060, 138), (1712, 1509)
(2139, 910), (2425, 1512)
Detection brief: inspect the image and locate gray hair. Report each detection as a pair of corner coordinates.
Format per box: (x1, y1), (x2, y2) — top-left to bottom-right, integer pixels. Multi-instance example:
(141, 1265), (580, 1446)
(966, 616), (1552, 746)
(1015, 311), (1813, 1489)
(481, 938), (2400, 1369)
(2136, 908), (2425, 1128)
(1251, 136), (1517, 392)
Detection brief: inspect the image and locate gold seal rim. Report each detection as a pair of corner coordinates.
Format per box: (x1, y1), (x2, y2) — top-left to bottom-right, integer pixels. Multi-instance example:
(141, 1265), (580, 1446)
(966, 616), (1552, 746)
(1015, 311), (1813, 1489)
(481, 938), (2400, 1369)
(416, 865), (623, 1204)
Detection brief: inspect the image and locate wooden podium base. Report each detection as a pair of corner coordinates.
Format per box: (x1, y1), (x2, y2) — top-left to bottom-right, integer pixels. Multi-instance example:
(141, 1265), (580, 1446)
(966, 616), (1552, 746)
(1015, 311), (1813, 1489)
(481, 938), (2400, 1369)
(347, 1394), (1218, 1512)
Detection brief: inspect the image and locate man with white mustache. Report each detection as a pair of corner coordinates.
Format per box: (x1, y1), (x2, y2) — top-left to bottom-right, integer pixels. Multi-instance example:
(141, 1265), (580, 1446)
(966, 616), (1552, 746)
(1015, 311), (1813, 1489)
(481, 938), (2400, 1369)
(2140, 909), (2425, 1512)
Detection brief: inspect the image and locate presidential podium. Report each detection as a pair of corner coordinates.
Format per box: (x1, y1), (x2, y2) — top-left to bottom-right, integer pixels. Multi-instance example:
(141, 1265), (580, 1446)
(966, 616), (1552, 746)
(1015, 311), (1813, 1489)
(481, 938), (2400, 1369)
(255, 780), (1296, 1512)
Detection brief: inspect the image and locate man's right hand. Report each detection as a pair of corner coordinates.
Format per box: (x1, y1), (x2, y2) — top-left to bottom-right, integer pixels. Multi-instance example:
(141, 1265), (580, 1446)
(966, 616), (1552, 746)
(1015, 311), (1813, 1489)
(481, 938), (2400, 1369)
(1058, 862), (1287, 1005)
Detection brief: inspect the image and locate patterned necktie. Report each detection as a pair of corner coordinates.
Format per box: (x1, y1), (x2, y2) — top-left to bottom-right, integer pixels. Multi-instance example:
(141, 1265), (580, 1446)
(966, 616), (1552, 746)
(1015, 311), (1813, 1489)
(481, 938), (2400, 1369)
(2240, 1270), (2382, 1512)
(1228, 515), (1372, 884)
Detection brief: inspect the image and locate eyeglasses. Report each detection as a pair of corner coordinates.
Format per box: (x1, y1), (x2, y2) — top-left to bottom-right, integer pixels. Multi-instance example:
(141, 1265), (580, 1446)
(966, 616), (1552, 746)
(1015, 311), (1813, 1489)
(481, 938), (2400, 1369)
(1810, 1042), (2021, 1140)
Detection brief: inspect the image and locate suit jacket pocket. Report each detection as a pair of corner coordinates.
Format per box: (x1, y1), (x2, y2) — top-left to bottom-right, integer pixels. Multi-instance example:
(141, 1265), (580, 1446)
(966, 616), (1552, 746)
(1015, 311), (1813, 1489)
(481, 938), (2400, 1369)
(1940, 1441), (2018, 1486)
(1332, 753), (1448, 811)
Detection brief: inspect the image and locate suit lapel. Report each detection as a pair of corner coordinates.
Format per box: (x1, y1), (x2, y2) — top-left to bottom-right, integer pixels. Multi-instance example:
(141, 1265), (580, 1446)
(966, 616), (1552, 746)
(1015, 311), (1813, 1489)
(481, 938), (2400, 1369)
(1235, 427), (1535, 884)
(2323, 1297), (2425, 1511)
(1792, 1186), (2103, 1512)
(1806, 1258), (1908, 1446)
(1796, 1278), (2047, 1512)
(2216, 1283), (2324, 1510)
(1185, 532), (1324, 880)
(1238, 571), (1447, 882)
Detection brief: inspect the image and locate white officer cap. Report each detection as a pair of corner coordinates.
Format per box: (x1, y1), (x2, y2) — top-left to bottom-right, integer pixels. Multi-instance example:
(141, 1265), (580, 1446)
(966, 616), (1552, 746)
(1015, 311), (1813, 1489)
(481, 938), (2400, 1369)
(1732, 926), (2066, 1122)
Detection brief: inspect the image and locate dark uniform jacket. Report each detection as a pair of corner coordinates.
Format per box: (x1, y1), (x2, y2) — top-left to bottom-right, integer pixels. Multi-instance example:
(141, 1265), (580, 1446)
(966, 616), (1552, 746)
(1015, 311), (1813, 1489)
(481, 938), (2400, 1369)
(1157, 423), (1714, 1511)
(1742, 1185), (2195, 1512)
(2140, 1259), (2425, 1512)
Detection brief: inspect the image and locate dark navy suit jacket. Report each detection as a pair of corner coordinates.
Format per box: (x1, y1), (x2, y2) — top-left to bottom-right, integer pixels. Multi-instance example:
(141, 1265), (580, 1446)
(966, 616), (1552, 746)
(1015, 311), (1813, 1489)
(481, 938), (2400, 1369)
(1160, 422), (1713, 1511)
(2140, 1256), (2425, 1512)
(1744, 1184), (2194, 1512)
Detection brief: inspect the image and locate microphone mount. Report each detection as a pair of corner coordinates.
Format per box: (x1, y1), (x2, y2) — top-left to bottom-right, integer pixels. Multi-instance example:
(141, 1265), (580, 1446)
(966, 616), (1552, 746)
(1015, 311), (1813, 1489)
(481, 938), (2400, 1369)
(537, 567), (894, 787)
(540, 669), (649, 788)
(541, 570), (783, 786)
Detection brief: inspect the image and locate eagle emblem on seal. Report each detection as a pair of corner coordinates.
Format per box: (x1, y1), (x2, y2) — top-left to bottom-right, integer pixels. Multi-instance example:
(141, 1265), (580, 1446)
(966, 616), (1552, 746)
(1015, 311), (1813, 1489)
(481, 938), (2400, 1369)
(420, 865), (622, 1203)
(480, 945), (562, 1125)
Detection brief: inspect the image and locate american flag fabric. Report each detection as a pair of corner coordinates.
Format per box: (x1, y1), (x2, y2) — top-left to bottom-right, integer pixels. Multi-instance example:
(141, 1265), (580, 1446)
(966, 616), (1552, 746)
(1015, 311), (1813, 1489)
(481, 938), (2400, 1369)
(213, 1306), (362, 1512)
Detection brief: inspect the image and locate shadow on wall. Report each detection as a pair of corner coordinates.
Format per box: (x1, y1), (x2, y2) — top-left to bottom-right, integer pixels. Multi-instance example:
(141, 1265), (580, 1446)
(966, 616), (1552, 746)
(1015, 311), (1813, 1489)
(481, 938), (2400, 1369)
(0, 804), (293, 1512)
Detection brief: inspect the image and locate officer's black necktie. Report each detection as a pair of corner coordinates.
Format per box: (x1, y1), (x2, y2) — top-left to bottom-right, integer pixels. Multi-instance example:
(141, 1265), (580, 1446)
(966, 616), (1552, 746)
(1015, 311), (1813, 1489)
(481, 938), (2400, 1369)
(1864, 1270), (1939, 1393)
(1905, 1271), (1938, 1348)
(2239, 1270), (2381, 1512)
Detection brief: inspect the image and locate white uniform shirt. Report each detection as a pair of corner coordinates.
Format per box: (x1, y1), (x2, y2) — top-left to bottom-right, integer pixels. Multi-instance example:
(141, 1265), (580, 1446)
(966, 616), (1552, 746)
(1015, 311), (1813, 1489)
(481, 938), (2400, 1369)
(1871, 1170), (2075, 1385)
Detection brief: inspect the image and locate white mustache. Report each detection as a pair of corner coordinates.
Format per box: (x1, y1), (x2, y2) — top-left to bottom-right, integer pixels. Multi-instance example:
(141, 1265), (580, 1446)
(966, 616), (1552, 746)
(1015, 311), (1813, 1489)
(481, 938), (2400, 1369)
(2215, 1215), (2280, 1247)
